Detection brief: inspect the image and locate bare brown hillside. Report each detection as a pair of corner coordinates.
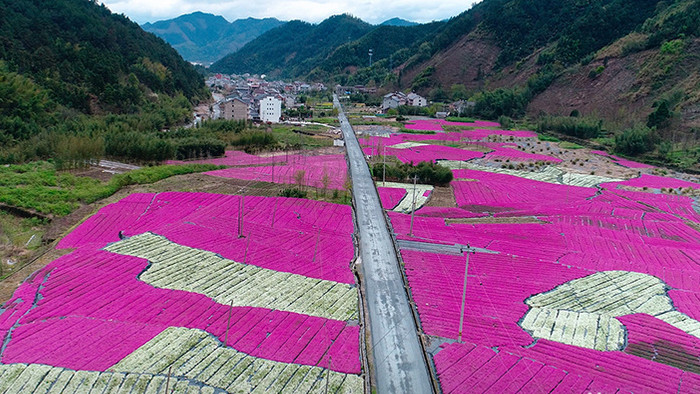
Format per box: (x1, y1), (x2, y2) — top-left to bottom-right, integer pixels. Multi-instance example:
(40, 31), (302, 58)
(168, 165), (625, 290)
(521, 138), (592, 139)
(399, 29), (501, 91)
(530, 38), (700, 135)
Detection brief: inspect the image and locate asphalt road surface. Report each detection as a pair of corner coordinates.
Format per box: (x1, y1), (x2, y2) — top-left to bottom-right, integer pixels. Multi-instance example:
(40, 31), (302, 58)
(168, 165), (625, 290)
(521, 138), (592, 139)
(334, 95), (433, 393)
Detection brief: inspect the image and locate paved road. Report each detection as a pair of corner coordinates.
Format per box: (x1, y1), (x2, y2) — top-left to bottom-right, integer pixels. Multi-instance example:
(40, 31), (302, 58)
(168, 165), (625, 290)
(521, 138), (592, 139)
(97, 160), (141, 173)
(334, 96), (433, 392)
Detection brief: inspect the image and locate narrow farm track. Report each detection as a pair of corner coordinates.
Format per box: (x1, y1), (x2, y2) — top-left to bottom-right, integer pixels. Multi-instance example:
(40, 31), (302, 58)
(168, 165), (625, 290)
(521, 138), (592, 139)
(335, 95), (433, 392)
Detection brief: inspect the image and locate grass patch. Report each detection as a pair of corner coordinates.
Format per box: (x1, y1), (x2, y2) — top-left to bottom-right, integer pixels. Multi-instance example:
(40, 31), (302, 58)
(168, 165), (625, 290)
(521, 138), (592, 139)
(0, 162), (223, 216)
(446, 116), (475, 122)
(270, 125), (334, 149)
(313, 117), (340, 125)
(401, 128), (436, 135)
(538, 134), (560, 142)
(559, 141), (584, 149)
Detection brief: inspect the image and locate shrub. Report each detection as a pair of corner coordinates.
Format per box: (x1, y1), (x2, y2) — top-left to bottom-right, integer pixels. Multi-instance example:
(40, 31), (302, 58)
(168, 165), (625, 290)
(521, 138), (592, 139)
(279, 188), (307, 198)
(614, 125), (658, 156)
(647, 101), (671, 129)
(372, 161), (453, 186)
(537, 115), (602, 139)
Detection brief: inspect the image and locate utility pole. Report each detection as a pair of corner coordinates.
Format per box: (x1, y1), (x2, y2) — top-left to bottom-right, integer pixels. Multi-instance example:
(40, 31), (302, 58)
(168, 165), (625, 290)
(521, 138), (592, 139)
(382, 146), (386, 186)
(369, 49), (373, 67)
(409, 175), (418, 236)
(458, 246), (472, 343)
(238, 197), (245, 238)
(313, 228), (320, 262)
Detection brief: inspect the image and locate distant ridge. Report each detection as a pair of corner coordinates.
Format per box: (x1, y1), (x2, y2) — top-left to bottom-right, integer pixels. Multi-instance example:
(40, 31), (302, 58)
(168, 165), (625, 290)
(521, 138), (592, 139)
(380, 17), (419, 26)
(142, 12), (285, 65)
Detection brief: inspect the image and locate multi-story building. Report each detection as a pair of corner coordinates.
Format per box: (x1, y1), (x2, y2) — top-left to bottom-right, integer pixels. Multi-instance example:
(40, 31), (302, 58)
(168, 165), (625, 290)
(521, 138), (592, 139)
(219, 97), (250, 121)
(260, 96), (282, 123)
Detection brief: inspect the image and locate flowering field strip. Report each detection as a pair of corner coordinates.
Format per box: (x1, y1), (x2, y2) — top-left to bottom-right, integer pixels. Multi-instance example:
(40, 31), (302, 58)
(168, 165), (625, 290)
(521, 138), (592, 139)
(451, 169), (596, 213)
(379, 181), (433, 213)
(602, 188), (700, 223)
(591, 150), (655, 169)
(602, 173), (700, 191)
(363, 144), (484, 164)
(387, 141), (430, 149)
(483, 144), (562, 163)
(360, 133), (461, 151)
(110, 327), (363, 393)
(167, 150), (290, 167)
(521, 270), (700, 351)
(441, 161), (622, 188)
(0, 363), (220, 393)
(377, 186), (406, 210)
(404, 119), (502, 132)
(58, 193), (356, 283)
(462, 129), (537, 140)
(204, 154), (349, 190)
(0, 192), (363, 391)
(432, 342), (592, 393)
(414, 206), (489, 219)
(382, 163), (700, 391)
(105, 232), (358, 321)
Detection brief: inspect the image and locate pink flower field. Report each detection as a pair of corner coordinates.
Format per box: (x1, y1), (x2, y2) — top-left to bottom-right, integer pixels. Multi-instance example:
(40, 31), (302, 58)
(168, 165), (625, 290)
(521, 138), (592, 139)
(0, 192), (362, 387)
(482, 144), (562, 163)
(601, 173), (700, 191)
(377, 186), (407, 209)
(387, 165), (700, 392)
(404, 119), (502, 131)
(166, 150), (287, 166)
(364, 145), (484, 164)
(591, 150), (655, 169)
(204, 154), (349, 190)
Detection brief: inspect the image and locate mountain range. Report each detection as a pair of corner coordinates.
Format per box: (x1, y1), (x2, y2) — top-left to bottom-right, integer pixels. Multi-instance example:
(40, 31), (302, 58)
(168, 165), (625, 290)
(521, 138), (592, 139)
(142, 12), (285, 65)
(208, 0), (699, 153)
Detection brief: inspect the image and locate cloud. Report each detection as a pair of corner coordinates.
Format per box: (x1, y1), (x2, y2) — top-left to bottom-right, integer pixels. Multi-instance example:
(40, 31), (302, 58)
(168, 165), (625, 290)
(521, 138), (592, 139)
(101, 0), (476, 25)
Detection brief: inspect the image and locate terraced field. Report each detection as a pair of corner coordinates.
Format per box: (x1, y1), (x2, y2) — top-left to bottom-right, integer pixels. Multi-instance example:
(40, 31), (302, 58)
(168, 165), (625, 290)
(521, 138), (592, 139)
(0, 192), (363, 392)
(2, 115), (699, 392)
(366, 119), (700, 392)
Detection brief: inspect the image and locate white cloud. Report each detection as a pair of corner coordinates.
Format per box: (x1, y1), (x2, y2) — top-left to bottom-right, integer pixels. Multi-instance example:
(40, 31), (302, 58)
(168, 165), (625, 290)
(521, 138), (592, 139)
(102, 0), (477, 25)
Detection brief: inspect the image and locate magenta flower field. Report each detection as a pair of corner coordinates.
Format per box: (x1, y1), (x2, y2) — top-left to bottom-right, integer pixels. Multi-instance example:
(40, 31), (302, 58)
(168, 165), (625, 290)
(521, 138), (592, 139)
(204, 154), (349, 190)
(591, 150), (655, 169)
(377, 186), (407, 209)
(0, 192), (362, 389)
(358, 117), (700, 392)
(387, 166), (700, 392)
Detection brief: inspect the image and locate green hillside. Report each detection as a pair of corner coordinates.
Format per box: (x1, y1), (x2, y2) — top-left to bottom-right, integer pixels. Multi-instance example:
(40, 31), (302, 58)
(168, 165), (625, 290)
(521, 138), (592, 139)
(0, 0), (210, 164)
(210, 14), (375, 77)
(0, 0), (206, 112)
(209, 0), (698, 168)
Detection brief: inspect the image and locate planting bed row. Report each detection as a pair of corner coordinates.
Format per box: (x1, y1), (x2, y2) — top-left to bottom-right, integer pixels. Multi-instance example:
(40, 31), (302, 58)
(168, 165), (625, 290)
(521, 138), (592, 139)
(366, 122), (700, 392)
(0, 192), (363, 392)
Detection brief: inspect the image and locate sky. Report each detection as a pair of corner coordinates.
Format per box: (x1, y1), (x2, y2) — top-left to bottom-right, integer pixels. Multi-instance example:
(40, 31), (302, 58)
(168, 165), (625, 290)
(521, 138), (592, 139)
(101, 0), (478, 25)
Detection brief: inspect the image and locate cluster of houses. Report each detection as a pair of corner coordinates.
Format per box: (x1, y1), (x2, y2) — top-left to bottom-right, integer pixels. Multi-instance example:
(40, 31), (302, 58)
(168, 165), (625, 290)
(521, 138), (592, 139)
(381, 91), (428, 112)
(206, 74), (327, 123)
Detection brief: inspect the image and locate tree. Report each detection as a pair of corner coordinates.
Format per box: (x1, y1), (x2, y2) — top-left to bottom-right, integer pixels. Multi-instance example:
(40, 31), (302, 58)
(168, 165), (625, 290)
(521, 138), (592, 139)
(294, 169), (306, 190)
(450, 84), (469, 101)
(321, 169), (331, 196)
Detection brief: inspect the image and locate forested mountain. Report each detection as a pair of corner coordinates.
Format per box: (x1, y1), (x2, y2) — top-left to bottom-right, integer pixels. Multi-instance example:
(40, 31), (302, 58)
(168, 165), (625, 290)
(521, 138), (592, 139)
(380, 18), (418, 27)
(210, 14), (375, 77)
(0, 0), (210, 164)
(142, 13), (285, 65)
(0, 0), (205, 113)
(210, 0), (698, 167)
(395, 0), (700, 140)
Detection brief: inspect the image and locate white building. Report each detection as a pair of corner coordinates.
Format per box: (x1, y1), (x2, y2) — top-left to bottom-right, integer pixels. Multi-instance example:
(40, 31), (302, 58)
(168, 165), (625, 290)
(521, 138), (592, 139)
(407, 93), (427, 107)
(260, 96), (282, 123)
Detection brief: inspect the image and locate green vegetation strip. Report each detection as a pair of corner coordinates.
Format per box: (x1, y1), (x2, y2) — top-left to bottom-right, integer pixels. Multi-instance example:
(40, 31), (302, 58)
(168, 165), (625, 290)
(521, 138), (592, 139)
(0, 163), (223, 216)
